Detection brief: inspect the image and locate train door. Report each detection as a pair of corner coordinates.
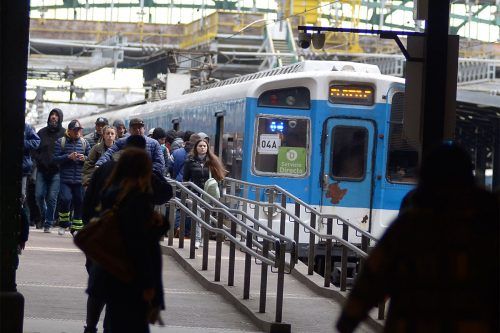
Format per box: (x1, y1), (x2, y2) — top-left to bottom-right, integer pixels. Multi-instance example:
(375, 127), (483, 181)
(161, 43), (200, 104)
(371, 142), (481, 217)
(321, 118), (375, 232)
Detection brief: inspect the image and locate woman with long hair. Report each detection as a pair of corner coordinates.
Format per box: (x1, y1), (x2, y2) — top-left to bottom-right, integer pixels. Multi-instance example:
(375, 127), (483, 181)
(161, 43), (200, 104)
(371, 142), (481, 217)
(183, 138), (227, 248)
(86, 148), (166, 333)
(82, 125), (116, 187)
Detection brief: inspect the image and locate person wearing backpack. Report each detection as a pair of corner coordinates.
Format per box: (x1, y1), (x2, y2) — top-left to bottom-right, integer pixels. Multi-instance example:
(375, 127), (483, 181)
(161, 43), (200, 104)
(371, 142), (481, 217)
(183, 138), (226, 248)
(53, 119), (90, 235)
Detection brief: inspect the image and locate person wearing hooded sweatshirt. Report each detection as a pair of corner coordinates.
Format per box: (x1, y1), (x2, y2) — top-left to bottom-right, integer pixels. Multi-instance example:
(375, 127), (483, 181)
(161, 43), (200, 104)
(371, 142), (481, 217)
(33, 108), (66, 233)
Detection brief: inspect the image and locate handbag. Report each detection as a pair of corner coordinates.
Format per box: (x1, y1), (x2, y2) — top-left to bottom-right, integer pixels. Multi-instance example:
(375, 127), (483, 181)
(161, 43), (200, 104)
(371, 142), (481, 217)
(74, 205), (135, 283)
(203, 169), (220, 200)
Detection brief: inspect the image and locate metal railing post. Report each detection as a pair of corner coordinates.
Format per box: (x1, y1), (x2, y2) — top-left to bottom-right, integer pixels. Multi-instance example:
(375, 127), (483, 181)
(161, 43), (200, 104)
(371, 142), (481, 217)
(243, 229), (252, 299)
(267, 189), (275, 229)
(324, 218), (333, 287)
(275, 241), (286, 323)
(202, 209), (210, 270)
(259, 238), (269, 313)
(280, 192), (286, 235)
(168, 200), (175, 246)
(214, 211), (223, 282)
(189, 200), (197, 259)
(228, 217), (236, 286)
(179, 191), (187, 248)
(340, 223), (349, 291)
(294, 202), (300, 263)
(308, 214), (316, 275)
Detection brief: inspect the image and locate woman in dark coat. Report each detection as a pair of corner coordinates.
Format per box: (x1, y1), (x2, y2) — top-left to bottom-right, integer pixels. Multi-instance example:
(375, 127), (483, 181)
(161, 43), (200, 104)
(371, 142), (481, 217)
(86, 148), (167, 333)
(183, 138), (226, 248)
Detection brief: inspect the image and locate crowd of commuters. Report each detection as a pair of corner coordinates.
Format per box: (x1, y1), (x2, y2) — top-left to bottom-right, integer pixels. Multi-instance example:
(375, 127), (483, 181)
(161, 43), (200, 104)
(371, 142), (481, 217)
(22, 107), (226, 332)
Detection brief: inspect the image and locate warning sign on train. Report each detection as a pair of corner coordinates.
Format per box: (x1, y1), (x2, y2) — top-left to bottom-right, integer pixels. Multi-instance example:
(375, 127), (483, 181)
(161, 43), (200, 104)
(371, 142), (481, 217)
(258, 134), (281, 154)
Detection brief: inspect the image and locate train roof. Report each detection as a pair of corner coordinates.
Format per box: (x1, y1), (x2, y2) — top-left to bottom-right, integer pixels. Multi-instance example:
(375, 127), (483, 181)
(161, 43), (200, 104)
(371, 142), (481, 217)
(132, 61), (403, 117)
(182, 61), (382, 95)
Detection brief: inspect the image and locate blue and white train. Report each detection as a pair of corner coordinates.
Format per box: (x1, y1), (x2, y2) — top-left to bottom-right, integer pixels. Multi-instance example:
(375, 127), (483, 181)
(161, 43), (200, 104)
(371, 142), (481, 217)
(79, 61), (418, 242)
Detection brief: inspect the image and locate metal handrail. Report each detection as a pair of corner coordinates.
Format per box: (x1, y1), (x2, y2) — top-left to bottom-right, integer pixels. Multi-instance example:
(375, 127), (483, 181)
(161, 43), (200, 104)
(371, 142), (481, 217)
(222, 176), (385, 316)
(165, 179), (292, 323)
(224, 194), (368, 258)
(223, 177), (378, 242)
(172, 181), (297, 247)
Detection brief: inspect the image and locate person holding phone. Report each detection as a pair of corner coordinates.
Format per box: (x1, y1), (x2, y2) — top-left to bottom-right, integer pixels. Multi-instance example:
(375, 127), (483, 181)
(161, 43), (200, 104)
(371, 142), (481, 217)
(53, 119), (90, 235)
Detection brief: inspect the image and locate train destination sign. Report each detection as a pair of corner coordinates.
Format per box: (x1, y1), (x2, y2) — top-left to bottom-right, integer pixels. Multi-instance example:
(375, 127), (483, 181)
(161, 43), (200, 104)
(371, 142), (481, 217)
(258, 134), (281, 154)
(277, 147), (306, 175)
(328, 84), (374, 106)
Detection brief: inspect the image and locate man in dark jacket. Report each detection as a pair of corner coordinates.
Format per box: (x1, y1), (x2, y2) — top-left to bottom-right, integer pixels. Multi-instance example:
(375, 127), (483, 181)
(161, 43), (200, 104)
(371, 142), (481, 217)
(84, 117), (108, 148)
(95, 118), (165, 175)
(53, 119), (90, 235)
(33, 108), (65, 233)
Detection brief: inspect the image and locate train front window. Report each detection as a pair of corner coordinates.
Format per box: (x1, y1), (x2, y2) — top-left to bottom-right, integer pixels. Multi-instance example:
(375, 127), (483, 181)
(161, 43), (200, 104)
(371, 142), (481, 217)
(387, 92), (418, 183)
(331, 126), (367, 180)
(253, 116), (310, 177)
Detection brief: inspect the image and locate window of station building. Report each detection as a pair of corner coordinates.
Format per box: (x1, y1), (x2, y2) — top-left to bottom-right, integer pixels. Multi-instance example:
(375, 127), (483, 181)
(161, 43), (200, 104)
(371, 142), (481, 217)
(258, 87), (310, 109)
(253, 116), (310, 177)
(387, 92), (419, 184)
(330, 126), (367, 180)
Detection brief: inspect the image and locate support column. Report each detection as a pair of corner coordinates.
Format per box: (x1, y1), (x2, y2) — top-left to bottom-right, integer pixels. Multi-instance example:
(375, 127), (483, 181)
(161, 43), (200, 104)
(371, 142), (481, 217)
(493, 119), (500, 191)
(421, 1), (452, 156)
(0, 1), (30, 333)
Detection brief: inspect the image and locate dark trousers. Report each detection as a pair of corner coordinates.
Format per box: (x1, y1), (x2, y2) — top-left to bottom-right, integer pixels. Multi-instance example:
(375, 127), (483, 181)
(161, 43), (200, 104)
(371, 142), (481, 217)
(107, 296), (149, 333)
(59, 182), (83, 227)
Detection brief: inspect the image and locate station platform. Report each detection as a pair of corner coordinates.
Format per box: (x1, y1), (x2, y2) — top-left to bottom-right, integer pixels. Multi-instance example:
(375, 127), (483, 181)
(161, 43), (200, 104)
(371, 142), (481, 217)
(17, 228), (382, 333)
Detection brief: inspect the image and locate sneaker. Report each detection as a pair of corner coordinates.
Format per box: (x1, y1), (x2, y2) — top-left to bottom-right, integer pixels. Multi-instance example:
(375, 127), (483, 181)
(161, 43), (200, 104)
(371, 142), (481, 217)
(195, 241), (200, 249)
(43, 227), (51, 233)
(58, 227), (66, 236)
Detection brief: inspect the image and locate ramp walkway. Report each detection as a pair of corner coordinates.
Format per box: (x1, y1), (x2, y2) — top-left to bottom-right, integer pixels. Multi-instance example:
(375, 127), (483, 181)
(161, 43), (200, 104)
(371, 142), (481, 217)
(163, 180), (385, 333)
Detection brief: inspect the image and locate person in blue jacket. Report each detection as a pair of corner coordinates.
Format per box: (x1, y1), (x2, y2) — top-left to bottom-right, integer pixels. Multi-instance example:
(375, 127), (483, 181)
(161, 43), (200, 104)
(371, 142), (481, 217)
(21, 123), (40, 246)
(95, 118), (165, 176)
(53, 119), (90, 235)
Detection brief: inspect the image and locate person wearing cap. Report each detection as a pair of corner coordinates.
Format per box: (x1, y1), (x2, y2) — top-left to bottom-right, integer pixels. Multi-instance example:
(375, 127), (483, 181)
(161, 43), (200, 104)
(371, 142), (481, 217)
(112, 119), (127, 139)
(53, 119), (90, 235)
(95, 118), (165, 175)
(84, 117), (109, 148)
(151, 127), (171, 176)
(33, 108), (65, 233)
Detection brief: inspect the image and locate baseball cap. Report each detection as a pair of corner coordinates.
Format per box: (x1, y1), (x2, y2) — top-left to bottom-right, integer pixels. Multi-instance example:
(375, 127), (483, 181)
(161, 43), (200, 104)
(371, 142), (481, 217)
(129, 118), (144, 127)
(112, 119), (125, 127)
(95, 117), (109, 125)
(68, 119), (83, 131)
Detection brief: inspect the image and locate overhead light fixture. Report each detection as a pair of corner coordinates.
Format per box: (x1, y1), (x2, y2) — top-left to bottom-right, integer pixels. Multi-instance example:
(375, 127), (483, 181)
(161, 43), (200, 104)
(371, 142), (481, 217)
(312, 32), (326, 49)
(298, 31), (312, 49)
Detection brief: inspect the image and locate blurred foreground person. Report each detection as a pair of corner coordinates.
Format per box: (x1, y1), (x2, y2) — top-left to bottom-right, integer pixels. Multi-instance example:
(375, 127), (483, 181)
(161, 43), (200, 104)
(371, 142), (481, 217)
(86, 148), (167, 333)
(336, 143), (499, 333)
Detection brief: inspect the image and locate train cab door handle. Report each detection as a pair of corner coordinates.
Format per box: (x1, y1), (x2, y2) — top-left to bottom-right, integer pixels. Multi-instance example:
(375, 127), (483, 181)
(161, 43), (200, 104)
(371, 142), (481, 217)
(322, 174), (329, 188)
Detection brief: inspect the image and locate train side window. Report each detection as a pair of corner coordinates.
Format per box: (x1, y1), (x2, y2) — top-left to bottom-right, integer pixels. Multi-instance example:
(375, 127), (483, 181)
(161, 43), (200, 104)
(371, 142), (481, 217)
(258, 87), (310, 109)
(253, 116), (310, 177)
(387, 92), (418, 183)
(331, 126), (367, 180)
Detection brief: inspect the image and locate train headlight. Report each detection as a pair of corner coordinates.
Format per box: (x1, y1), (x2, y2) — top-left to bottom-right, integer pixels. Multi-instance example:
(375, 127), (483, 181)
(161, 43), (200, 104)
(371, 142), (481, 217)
(285, 95), (296, 106)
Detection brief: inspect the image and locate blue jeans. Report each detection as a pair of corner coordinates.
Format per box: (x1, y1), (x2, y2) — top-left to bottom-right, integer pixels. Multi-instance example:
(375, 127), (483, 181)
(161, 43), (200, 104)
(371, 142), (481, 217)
(59, 183), (84, 228)
(35, 171), (60, 228)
